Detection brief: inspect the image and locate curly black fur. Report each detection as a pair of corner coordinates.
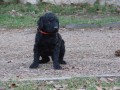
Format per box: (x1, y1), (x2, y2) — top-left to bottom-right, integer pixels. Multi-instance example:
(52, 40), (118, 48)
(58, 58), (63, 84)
(29, 13), (66, 70)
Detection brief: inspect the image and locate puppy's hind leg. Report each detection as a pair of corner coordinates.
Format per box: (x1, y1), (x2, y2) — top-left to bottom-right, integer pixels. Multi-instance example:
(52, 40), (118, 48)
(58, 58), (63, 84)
(39, 56), (50, 64)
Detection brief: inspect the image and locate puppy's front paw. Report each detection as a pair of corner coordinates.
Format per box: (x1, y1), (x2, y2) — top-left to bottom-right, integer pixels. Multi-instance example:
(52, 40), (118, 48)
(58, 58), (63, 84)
(59, 60), (66, 64)
(54, 65), (62, 70)
(29, 63), (39, 69)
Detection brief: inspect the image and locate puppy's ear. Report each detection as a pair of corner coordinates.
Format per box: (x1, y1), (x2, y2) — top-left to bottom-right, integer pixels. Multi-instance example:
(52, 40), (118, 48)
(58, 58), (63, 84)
(37, 16), (43, 30)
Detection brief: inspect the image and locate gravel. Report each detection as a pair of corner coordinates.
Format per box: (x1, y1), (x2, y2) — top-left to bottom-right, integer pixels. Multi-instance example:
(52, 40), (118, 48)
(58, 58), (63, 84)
(0, 27), (120, 81)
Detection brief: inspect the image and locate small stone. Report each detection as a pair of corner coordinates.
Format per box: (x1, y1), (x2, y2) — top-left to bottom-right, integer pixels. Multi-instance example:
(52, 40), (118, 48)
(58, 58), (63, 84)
(7, 60), (13, 63)
(46, 81), (54, 84)
(113, 86), (120, 90)
(54, 84), (63, 88)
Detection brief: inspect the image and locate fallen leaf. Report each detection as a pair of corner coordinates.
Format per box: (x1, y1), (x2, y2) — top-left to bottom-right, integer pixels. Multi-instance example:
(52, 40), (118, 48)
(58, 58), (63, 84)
(9, 83), (18, 88)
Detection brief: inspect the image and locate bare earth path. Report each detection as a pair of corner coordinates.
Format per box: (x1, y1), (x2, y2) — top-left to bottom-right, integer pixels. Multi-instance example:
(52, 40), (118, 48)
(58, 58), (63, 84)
(0, 27), (120, 81)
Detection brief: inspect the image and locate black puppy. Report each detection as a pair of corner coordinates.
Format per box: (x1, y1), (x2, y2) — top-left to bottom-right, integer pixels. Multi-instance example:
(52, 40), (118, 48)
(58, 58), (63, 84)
(29, 13), (66, 70)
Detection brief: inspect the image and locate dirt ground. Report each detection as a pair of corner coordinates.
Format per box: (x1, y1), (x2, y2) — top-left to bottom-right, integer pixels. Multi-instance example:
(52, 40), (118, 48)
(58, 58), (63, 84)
(0, 27), (120, 81)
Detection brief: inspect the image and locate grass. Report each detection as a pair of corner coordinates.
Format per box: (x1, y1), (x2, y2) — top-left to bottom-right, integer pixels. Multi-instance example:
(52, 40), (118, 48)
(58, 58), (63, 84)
(0, 3), (120, 28)
(59, 15), (120, 26)
(0, 77), (120, 90)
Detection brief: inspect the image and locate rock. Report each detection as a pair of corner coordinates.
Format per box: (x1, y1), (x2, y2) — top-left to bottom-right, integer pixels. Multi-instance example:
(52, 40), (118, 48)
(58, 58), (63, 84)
(65, 24), (99, 29)
(46, 81), (54, 84)
(42, 0), (96, 5)
(42, 0), (120, 6)
(113, 86), (120, 90)
(19, 0), (39, 4)
(107, 0), (120, 6)
(3, 0), (120, 6)
(99, 0), (120, 6)
(42, 0), (69, 5)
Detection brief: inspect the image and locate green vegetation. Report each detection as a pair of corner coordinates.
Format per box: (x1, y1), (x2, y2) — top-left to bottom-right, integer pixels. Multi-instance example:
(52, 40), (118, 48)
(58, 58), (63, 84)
(0, 3), (120, 28)
(0, 77), (120, 90)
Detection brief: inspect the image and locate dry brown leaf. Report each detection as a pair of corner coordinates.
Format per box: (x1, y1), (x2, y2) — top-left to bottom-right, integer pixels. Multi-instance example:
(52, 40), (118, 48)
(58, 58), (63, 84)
(9, 83), (18, 88)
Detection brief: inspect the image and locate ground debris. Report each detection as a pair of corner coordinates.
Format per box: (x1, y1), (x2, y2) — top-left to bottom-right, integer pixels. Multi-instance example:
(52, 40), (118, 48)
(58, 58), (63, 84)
(113, 86), (120, 90)
(115, 50), (120, 57)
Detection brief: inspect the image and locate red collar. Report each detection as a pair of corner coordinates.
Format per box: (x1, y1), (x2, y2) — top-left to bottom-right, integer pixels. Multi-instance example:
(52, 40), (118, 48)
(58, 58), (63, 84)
(39, 29), (55, 35)
(40, 30), (51, 35)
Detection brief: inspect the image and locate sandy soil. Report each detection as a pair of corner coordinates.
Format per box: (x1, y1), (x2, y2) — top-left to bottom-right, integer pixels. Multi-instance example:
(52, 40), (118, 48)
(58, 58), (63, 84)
(0, 27), (120, 81)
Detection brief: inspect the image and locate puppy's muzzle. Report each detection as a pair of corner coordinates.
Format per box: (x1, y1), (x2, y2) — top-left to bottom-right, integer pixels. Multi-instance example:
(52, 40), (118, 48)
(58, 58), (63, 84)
(54, 26), (59, 29)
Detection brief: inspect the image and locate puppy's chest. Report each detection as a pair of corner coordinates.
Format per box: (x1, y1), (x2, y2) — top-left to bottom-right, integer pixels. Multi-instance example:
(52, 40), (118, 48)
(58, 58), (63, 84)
(39, 37), (57, 50)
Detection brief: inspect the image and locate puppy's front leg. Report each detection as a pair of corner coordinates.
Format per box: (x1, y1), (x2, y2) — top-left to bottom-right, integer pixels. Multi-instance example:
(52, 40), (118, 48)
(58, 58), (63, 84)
(29, 44), (40, 68)
(52, 46), (62, 70)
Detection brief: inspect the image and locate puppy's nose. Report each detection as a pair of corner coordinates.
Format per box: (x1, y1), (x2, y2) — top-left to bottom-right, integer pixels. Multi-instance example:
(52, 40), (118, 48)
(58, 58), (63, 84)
(54, 26), (58, 29)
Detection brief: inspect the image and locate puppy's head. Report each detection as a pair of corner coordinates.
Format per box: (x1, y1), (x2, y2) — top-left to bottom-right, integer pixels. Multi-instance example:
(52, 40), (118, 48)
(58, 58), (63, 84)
(37, 12), (59, 33)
